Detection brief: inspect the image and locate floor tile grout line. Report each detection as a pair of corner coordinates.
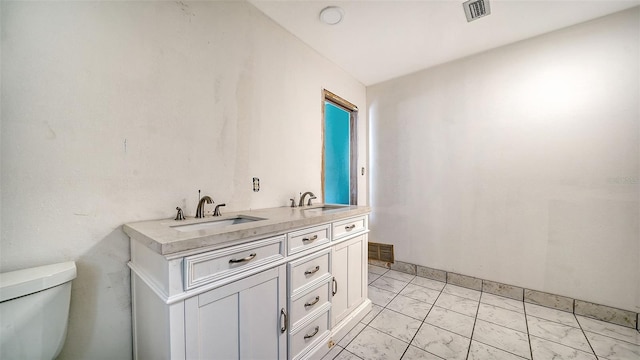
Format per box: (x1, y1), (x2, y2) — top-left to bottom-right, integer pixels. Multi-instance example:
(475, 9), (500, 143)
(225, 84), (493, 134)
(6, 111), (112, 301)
(574, 321), (640, 346)
(370, 277), (411, 293)
(382, 304), (434, 322)
(462, 292), (532, 360)
(375, 278), (414, 360)
(340, 348), (363, 360)
(408, 279), (446, 292)
(470, 338), (531, 359)
(464, 292), (482, 360)
(527, 334), (602, 357)
(366, 322), (416, 349)
(430, 303), (477, 320)
(525, 313), (600, 357)
(580, 329), (640, 347)
(574, 313), (600, 358)
(479, 299), (527, 316)
(525, 312), (581, 329)
(523, 297), (535, 360)
(430, 295), (480, 320)
(373, 270), (419, 282)
(479, 297), (526, 315)
(442, 284), (482, 302)
(474, 313), (529, 336)
(399, 285), (446, 360)
(335, 323), (366, 351)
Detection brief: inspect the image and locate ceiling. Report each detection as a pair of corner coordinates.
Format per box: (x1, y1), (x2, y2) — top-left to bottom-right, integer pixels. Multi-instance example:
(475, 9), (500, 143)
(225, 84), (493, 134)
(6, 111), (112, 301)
(250, 0), (640, 86)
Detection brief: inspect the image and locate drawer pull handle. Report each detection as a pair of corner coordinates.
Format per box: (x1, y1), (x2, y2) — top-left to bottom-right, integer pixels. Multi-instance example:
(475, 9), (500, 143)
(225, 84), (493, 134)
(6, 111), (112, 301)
(229, 253), (257, 264)
(304, 296), (320, 308)
(280, 308), (287, 333)
(345, 224), (356, 231)
(302, 235), (318, 242)
(304, 266), (320, 276)
(304, 326), (319, 340)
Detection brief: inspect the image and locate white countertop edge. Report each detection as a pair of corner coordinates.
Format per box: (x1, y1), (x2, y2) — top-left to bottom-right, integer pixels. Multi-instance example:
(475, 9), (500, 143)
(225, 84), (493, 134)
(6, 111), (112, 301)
(124, 204), (370, 256)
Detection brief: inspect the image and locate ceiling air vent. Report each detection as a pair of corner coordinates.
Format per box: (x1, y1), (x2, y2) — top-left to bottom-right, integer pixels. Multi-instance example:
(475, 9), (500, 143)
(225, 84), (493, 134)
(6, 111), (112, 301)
(463, 0), (491, 22)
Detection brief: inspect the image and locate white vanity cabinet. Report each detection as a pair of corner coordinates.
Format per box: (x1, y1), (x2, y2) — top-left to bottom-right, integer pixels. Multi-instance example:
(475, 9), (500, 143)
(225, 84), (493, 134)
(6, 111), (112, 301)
(184, 265), (287, 359)
(126, 207), (371, 360)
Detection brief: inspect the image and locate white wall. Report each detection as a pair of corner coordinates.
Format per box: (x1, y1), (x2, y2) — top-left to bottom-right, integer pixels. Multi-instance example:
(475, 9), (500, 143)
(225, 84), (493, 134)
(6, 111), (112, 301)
(368, 8), (639, 312)
(0, 1), (366, 358)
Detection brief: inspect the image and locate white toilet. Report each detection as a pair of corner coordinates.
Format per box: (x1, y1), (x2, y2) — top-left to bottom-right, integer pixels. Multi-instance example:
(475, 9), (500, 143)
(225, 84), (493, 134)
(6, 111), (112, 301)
(0, 261), (77, 360)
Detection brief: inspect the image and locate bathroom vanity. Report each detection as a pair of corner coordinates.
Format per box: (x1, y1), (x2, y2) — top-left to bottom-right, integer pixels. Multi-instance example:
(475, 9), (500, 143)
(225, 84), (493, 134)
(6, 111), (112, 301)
(124, 205), (371, 360)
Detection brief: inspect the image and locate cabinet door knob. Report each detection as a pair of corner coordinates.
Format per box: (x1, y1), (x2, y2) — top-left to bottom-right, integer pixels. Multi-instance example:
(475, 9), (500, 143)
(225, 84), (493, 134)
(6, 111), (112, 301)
(280, 308), (288, 333)
(332, 277), (338, 296)
(229, 253), (257, 264)
(302, 235), (318, 242)
(304, 296), (320, 308)
(304, 326), (320, 340)
(304, 265), (320, 276)
(345, 224), (356, 231)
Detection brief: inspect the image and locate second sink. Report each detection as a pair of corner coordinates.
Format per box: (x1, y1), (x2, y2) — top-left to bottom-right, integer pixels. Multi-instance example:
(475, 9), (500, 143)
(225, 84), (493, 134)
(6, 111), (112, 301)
(302, 204), (348, 212)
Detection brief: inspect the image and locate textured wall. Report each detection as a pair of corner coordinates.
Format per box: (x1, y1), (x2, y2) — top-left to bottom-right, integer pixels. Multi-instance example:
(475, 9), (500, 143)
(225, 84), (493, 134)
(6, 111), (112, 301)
(0, 1), (366, 358)
(368, 8), (639, 312)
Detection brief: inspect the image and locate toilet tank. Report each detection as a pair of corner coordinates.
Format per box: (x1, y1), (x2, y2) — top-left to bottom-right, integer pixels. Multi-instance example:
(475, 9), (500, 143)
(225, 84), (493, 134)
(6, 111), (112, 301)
(0, 261), (77, 360)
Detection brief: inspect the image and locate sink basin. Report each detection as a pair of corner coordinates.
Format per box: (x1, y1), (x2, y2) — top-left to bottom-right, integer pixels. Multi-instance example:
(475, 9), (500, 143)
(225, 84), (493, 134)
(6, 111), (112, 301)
(171, 216), (265, 233)
(302, 204), (348, 212)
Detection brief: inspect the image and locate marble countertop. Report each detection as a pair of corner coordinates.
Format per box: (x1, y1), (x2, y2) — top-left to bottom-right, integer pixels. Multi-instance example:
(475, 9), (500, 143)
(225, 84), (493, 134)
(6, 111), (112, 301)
(123, 204), (371, 256)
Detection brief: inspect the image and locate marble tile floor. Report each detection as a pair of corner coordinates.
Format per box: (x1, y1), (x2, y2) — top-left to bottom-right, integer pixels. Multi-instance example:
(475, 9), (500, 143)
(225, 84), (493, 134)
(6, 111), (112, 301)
(323, 265), (640, 360)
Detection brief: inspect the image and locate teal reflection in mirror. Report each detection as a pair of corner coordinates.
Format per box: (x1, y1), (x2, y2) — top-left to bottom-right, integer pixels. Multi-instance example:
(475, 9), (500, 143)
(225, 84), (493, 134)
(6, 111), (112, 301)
(324, 102), (350, 205)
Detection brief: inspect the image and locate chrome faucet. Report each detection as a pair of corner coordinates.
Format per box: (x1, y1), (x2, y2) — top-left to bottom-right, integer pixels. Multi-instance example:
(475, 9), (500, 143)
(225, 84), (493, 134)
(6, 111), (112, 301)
(213, 203), (226, 216)
(299, 192), (315, 207)
(195, 196), (213, 218)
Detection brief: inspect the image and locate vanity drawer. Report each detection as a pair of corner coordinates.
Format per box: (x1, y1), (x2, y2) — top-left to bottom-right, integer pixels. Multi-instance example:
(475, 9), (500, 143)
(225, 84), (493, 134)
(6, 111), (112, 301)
(289, 250), (330, 294)
(332, 216), (367, 241)
(183, 235), (285, 290)
(290, 308), (330, 359)
(288, 224), (330, 255)
(290, 280), (331, 328)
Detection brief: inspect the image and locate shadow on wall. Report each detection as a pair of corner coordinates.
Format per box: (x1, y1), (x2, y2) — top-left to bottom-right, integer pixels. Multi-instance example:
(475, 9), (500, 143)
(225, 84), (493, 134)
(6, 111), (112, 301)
(59, 228), (132, 359)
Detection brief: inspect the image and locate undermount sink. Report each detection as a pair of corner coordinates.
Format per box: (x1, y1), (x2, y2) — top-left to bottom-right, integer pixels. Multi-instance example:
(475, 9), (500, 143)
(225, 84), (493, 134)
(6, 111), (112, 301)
(171, 216), (265, 233)
(302, 204), (348, 212)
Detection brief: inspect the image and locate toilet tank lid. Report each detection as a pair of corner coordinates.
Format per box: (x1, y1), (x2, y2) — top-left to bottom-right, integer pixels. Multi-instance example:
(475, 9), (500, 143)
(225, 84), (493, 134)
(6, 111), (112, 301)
(0, 261), (77, 302)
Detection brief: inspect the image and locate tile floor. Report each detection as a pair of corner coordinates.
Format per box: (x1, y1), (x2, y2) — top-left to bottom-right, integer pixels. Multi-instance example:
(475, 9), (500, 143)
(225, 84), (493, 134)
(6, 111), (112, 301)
(322, 265), (640, 360)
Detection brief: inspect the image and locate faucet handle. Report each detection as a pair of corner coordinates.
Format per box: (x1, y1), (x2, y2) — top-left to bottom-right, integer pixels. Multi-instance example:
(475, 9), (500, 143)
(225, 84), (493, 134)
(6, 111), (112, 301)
(213, 203), (226, 216)
(175, 207), (185, 221)
(307, 195), (317, 206)
(290, 198), (297, 208)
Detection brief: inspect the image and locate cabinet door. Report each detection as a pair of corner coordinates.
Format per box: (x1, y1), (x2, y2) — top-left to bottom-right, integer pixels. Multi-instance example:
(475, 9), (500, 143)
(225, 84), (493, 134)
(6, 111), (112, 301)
(331, 235), (366, 326)
(331, 242), (349, 325)
(347, 237), (364, 309)
(185, 265), (287, 360)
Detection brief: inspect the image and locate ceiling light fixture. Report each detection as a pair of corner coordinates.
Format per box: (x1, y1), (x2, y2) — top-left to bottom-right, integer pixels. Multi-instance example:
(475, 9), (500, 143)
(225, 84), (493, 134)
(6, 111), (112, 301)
(319, 6), (344, 25)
